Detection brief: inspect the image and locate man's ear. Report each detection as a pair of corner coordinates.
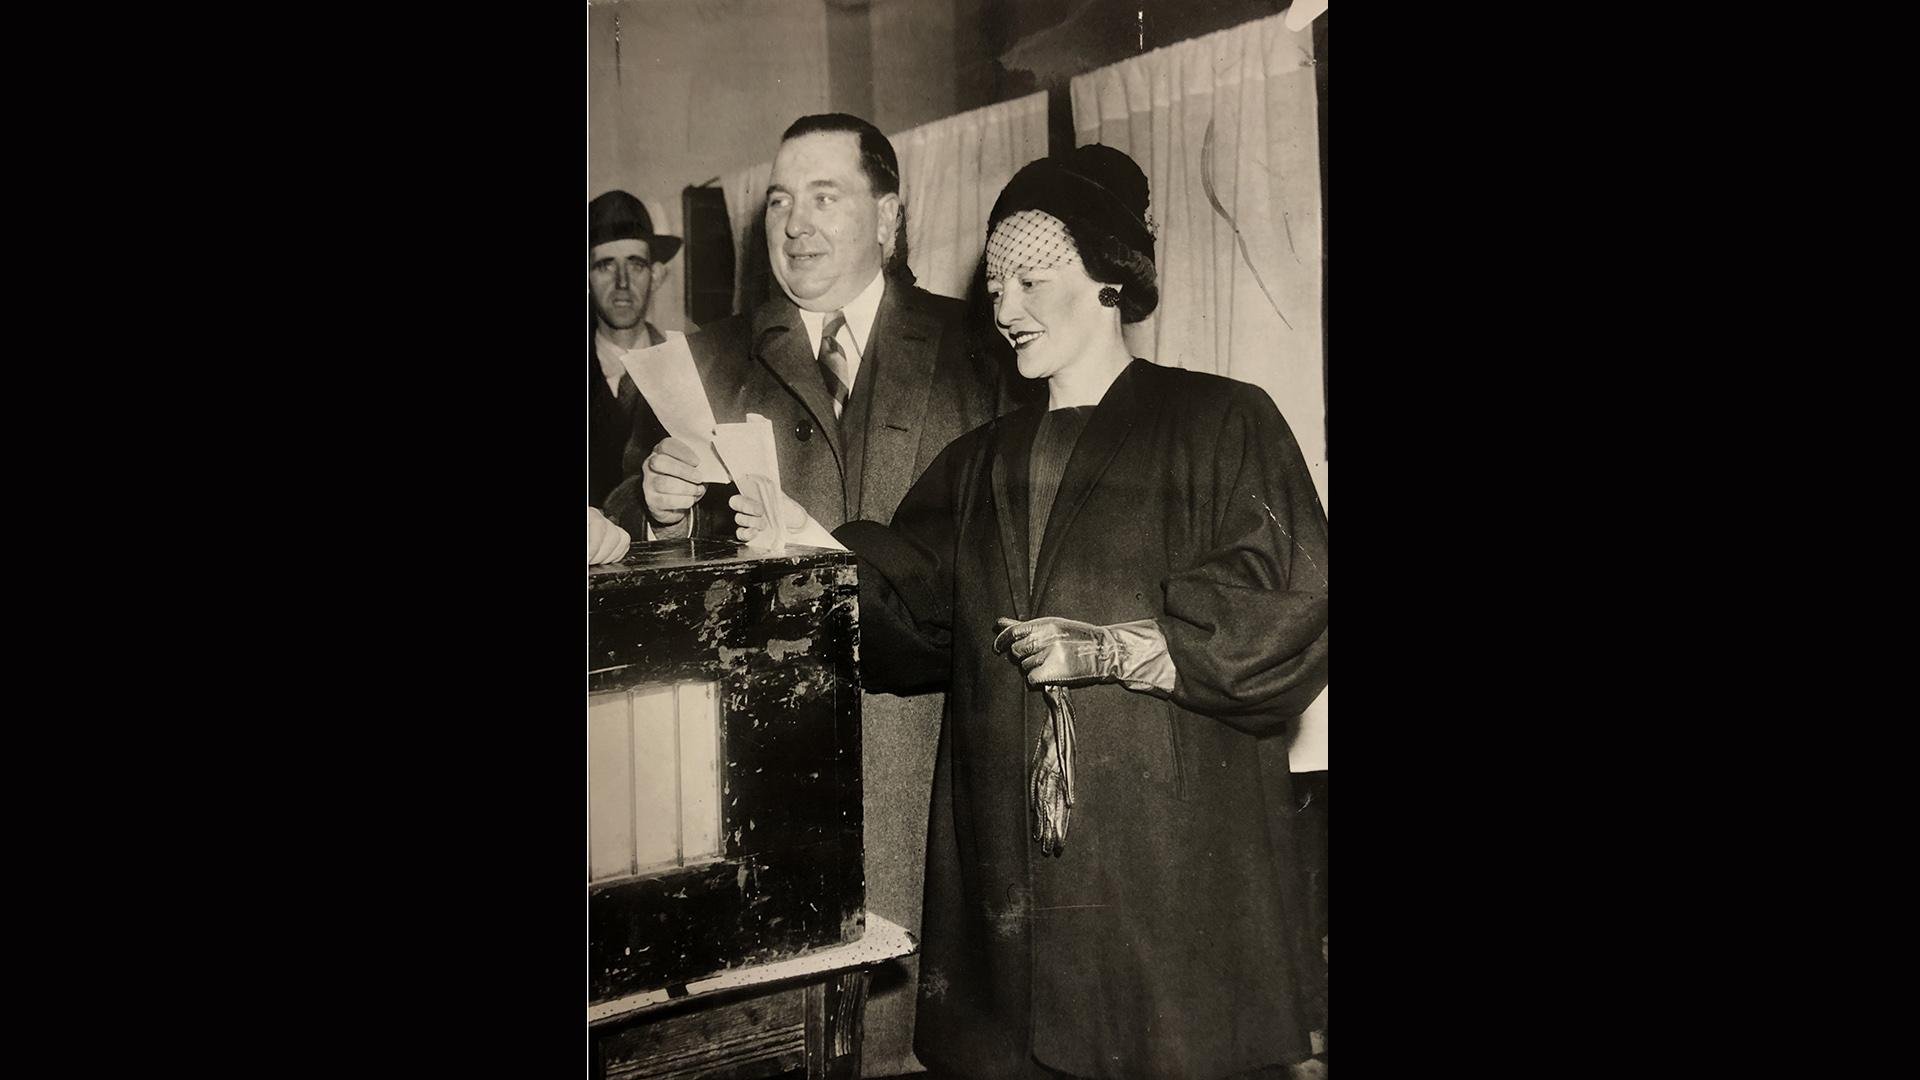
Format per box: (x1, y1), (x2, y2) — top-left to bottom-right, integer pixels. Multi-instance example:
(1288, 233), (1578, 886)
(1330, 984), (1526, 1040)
(876, 192), (902, 249)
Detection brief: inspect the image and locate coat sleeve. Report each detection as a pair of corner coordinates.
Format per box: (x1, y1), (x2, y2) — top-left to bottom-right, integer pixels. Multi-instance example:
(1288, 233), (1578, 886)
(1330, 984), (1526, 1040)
(1158, 384), (1328, 732)
(832, 434), (976, 695)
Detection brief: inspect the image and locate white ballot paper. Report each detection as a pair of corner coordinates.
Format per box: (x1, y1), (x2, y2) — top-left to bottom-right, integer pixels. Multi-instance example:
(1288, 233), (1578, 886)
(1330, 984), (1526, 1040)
(710, 414), (788, 553)
(619, 335), (729, 484)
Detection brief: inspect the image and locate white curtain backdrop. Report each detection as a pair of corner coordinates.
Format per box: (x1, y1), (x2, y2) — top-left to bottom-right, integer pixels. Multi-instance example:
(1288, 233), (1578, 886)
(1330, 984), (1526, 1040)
(722, 92), (1049, 308)
(1072, 14), (1327, 769)
(891, 92), (1049, 299)
(638, 193), (686, 335)
(722, 160), (775, 315)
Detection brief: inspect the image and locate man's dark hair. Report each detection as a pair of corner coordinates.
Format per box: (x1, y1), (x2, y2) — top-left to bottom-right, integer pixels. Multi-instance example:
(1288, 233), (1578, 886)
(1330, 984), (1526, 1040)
(782, 113), (899, 197)
(781, 113), (914, 284)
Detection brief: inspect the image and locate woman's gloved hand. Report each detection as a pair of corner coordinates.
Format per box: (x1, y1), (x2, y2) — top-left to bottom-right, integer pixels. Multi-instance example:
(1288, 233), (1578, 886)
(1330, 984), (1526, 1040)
(993, 616), (1176, 694)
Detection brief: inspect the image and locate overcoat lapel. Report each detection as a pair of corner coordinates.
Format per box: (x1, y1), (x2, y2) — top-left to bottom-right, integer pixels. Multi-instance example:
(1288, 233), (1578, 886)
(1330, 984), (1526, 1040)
(988, 408), (1042, 620)
(857, 284), (940, 520)
(750, 300), (846, 470)
(1031, 360), (1147, 609)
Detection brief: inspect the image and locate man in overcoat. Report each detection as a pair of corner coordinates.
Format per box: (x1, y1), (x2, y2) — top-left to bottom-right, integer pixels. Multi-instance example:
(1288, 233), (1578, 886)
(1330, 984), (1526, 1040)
(603, 113), (1013, 1075)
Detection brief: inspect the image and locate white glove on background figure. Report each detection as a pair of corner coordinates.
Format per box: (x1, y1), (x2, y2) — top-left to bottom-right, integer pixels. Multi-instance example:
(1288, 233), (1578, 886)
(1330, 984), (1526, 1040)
(587, 506), (631, 565)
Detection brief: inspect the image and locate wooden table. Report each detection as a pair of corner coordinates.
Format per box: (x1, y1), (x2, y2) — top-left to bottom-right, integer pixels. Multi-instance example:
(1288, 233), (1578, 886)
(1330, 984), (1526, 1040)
(589, 913), (917, 1080)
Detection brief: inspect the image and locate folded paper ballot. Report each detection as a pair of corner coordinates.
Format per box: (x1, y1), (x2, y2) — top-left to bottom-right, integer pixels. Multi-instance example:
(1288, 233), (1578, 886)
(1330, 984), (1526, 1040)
(619, 335), (730, 484)
(711, 414), (786, 553)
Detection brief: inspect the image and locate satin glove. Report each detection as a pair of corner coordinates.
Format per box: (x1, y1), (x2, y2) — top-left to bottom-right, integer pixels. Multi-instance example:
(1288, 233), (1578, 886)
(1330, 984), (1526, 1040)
(993, 616), (1176, 694)
(587, 506), (631, 565)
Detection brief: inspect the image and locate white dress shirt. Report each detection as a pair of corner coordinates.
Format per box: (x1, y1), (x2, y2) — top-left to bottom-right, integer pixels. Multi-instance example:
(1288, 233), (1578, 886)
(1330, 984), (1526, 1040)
(796, 270), (885, 393)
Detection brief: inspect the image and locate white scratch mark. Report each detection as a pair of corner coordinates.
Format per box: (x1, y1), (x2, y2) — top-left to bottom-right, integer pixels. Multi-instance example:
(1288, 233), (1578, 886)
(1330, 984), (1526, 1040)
(1202, 119), (1293, 330)
(1253, 495), (1328, 587)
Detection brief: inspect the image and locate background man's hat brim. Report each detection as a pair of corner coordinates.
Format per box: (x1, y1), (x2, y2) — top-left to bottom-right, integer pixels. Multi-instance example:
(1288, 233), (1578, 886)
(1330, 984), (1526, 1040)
(589, 190), (682, 263)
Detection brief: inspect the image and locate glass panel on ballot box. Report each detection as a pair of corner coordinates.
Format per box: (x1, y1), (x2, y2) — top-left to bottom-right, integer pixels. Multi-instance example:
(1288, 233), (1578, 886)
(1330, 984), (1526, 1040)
(587, 681), (721, 883)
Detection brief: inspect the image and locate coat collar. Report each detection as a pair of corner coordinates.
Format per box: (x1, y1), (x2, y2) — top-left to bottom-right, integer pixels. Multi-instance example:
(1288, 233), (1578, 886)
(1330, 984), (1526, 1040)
(748, 280), (948, 519)
(750, 294), (846, 466)
(856, 283), (943, 517)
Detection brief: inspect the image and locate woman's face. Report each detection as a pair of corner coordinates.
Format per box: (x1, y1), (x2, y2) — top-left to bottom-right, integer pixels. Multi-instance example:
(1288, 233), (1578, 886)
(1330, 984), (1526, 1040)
(985, 212), (1115, 383)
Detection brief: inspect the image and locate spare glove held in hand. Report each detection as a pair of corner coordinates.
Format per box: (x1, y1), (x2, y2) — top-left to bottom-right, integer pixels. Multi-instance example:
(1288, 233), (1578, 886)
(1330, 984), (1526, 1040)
(995, 616), (1179, 854)
(1031, 685), (1076, 856)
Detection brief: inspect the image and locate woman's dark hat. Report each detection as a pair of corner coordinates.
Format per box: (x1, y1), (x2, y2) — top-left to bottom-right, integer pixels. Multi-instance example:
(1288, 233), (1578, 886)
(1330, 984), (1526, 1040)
(989, 144), (1154, 262)
(589, 190), (682, 263)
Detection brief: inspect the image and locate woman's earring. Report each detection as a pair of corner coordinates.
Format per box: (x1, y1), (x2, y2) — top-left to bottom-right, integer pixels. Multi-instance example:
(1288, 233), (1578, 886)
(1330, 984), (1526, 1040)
(1098, 286), (1122, 308)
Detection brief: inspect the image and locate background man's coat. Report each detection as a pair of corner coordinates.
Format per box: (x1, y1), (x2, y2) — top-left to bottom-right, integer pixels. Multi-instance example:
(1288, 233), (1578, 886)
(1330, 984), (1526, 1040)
(588, 328), (667, 510)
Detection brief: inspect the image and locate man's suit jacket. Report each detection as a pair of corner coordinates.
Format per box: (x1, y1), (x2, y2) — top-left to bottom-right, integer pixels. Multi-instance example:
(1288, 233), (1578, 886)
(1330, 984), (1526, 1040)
(587, 324), (667, 510)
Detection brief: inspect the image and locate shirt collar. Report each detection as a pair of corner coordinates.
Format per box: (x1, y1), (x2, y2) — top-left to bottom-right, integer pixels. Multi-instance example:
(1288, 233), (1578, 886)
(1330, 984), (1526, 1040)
(797, 270), (885, 358)
(593, 330), (630, 390)
(595, 324), (669, 393)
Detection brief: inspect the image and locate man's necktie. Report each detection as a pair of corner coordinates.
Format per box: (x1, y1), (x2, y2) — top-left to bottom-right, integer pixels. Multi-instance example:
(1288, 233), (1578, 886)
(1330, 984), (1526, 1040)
(818, 311), (852, 421)
(615, 371), (640, 413)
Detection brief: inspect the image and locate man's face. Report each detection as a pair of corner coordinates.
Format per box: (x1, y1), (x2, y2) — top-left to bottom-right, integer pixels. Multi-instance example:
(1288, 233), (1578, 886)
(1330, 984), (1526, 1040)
(589, 238), (655, 330)
(765, 131), (898, 313)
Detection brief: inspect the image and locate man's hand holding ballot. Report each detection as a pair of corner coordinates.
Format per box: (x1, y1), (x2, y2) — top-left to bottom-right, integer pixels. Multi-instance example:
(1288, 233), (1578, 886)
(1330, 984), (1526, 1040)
(728, 485), (843, 552)
(641, 437), (708, 529)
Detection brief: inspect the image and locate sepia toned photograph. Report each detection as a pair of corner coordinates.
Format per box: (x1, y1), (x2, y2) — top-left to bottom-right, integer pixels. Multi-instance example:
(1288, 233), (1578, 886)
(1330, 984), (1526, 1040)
(585, 2), (1328, 1076)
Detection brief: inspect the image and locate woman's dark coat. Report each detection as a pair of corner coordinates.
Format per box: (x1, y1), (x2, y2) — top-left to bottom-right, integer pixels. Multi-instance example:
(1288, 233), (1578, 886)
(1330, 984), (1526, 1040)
(838, 358), (1330, 1078)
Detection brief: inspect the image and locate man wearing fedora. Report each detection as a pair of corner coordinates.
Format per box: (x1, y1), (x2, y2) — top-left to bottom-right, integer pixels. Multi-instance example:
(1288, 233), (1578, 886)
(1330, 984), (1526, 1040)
(588, 190), (683, 514)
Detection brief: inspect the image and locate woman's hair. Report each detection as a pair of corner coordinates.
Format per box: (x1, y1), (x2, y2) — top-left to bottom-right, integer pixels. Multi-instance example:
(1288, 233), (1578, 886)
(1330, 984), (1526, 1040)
(1057, 212), (1158, 324)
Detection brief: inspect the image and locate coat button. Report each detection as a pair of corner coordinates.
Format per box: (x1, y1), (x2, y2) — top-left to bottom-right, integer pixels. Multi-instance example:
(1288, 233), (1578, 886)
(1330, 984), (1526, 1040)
(794, 420), (813, 442)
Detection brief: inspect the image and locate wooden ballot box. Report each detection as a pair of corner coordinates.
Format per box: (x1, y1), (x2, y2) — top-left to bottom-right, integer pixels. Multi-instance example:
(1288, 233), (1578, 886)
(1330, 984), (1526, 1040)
(589, 539), (912, 1079)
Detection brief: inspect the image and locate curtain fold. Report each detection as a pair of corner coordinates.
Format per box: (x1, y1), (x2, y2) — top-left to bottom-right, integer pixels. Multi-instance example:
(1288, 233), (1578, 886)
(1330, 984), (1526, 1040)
(1072, 14), (1326, 769)
(721, 92), (1050, 308)
(891, 92), (1049, 299)
(721, 161), (775, 315)
(640, 193), (686, 335)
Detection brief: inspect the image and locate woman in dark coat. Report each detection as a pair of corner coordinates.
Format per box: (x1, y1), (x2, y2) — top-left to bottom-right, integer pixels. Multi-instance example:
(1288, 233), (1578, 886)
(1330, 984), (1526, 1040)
(737, 145), (1328, 1079)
